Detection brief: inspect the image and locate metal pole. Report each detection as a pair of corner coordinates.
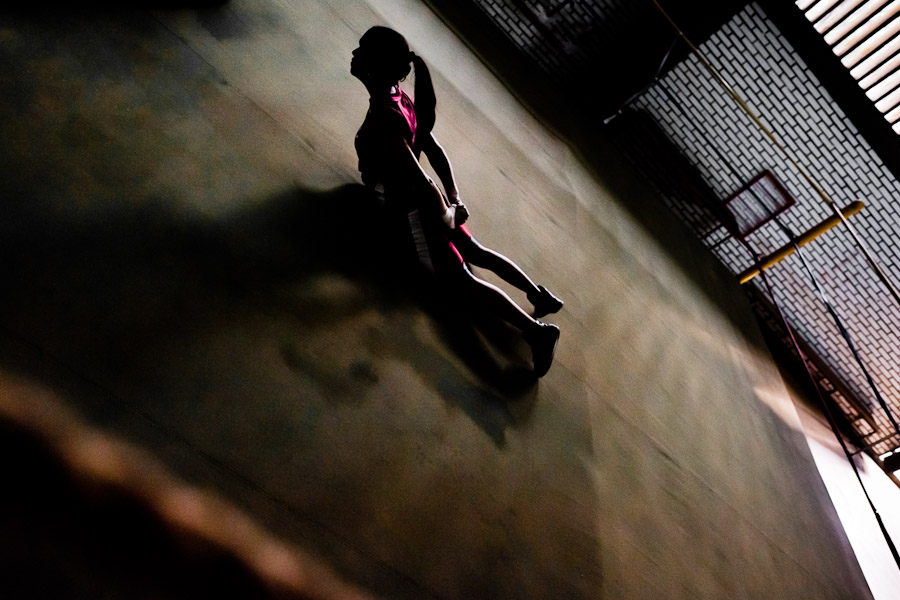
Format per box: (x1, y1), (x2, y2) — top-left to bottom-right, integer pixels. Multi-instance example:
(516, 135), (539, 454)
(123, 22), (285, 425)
(738, 201), (865, 283)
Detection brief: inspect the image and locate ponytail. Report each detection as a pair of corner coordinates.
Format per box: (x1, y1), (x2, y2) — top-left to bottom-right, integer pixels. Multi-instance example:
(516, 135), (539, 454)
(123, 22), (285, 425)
(410, 52), (436, 137)
(359, 27), (436, 137)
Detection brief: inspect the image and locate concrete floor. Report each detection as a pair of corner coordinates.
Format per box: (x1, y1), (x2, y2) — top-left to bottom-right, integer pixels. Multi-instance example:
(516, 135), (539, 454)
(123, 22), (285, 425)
(0, 1), (876, 598)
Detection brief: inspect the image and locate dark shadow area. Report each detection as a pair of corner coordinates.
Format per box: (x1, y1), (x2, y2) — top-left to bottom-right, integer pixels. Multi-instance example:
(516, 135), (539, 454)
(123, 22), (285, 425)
(0, 177), (537, 440)
(0, 417), (286, 600)
(224, 183), (540, 405)
(0, 177), (544, 596)
(245, 185), (541, 446)
(423, 0), (748, 129)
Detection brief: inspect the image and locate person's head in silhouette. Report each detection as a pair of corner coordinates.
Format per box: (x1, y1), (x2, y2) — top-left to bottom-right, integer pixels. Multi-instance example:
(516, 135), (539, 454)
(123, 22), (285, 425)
(351, 26), (436, 136)
(351, 26), (410, 89)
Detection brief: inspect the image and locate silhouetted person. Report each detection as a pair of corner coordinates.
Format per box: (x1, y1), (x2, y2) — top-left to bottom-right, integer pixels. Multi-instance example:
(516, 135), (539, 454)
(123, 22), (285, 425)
(351, 26), (562, 376)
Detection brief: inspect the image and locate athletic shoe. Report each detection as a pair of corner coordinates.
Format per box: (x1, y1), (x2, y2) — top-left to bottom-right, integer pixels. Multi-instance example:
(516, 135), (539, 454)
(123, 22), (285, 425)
(524, 322), (560, 377)
(529, 285), (564, 318)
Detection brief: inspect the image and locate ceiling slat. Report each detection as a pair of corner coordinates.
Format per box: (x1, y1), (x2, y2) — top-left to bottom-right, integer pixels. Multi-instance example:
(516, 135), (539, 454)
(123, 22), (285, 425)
(806, 0), (845, 23)
(840, 14), (900, 66)
(883, 102), (900, 120)
(822, 0), (890, 39)
(851, 35), (900, 79)
(873, 85), (900, 110)
(833, 1), (900, 56)
(865, 70), (900, 97)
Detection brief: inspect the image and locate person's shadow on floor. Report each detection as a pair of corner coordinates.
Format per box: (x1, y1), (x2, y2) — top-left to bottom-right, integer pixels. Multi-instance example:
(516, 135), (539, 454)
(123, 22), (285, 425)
(250, 183), (541, 444)
(0, 180), (538, 446)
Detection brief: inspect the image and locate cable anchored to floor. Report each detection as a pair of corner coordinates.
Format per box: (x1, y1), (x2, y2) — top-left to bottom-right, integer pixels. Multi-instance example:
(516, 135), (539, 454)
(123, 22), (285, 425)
(648, 0), (900, 455)
(636, 1), (900, 570)
(754, 257), (900, 571)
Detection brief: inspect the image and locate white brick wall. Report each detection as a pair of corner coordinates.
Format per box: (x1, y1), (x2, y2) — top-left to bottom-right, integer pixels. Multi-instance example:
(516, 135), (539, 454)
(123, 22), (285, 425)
(633, 3), (900, 455)
(471, 0), (900, 455)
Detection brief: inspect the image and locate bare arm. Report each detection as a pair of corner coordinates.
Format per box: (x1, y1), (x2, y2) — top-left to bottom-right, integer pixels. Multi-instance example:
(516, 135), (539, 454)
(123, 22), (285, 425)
(381, 133), (449, 218)
(420, 132), (460, 203)
(420, 132), (468, 226)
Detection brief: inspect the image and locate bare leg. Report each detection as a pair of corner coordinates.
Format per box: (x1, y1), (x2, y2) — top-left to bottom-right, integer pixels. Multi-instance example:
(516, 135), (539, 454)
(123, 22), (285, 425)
(458, 267), (560, 377)
(460, 240), (540, 296)
(460, 239), (563, 318)
(460, 267), (536, 331)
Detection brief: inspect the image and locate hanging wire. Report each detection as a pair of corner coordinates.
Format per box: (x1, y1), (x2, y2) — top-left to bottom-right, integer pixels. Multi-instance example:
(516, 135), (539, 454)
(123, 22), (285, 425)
(788, 235), (900, 436)
(655, 52), (900, 442)
(645, 0), (900, 442)
(603, 36), (680, 125)
(650, 0), (900, 312)
(624, 8), (900, 567)
(755, 259), (900, 570)
(657, 72), (900, 571)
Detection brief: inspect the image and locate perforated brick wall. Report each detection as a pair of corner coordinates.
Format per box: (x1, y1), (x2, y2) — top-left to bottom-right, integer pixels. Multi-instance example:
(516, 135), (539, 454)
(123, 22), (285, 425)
(632, 2), (900, 455)
(471, 0), (900, 456)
